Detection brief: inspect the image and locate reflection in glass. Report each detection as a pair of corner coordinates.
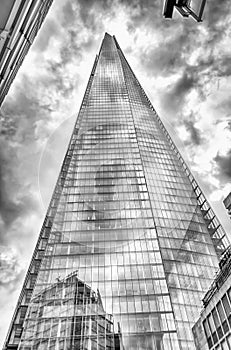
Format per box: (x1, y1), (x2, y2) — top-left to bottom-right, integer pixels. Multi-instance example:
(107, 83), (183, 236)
(6, 33), (229, 350)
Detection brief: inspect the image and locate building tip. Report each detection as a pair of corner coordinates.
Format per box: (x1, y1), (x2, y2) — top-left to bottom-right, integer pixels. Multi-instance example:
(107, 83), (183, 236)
(104, 32), (112, 37)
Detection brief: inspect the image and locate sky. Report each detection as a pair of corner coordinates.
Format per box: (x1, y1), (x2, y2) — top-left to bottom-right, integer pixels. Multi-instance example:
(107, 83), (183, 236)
(1, 0), (231, 345)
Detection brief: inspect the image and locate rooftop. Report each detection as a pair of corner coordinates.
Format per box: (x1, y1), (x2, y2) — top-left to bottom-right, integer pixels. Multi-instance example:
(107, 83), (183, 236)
(203, 245), (231, 306)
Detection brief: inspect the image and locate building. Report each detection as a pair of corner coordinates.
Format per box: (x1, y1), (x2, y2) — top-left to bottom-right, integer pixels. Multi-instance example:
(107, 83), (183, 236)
(224, 193), (231, 219)
(19, 270), (123, 349)
(0, 0), (53, 106)
(4, 33), (230, 350)
(192, 246), (231, 350)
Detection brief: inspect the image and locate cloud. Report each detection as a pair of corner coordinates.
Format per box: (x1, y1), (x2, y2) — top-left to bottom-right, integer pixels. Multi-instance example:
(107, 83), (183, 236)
(140, 34), (185, 75)
(160, 68), (198, 116)
(62, 0), (109, 33)
(0, 144), (36, 230)
(120, 0), (162, 32)
(184, 119), (203, 146)
(173, 70), (197, 97)
(215, 55), (231, 79)
(33, 18), (60, 53)
(0, 245), (24, 345)
(0, 246), (23, 287)
(0, 136), (39, 245)
(60, 0), (77, 26)
(0, 74), (55, 243)
(46, 59), (76, 98)
(136, 0), (231, 126)
(0, 0), (101, 246)
(0, 103), (40, 232)
(214, 149), (231, 180)
(205, 0), (230, 45)
(2, 76), (52, 141)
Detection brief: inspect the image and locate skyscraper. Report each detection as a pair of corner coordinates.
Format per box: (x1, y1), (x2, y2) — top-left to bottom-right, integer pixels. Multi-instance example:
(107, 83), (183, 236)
(4, 33), (230, 350)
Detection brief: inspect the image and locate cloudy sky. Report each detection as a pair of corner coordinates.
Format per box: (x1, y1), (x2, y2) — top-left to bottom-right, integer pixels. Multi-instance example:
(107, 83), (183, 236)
(1, 0), (231, 345)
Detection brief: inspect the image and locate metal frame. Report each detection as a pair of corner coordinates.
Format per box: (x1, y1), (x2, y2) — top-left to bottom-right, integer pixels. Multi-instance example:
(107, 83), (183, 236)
(163, 0), (207, 21)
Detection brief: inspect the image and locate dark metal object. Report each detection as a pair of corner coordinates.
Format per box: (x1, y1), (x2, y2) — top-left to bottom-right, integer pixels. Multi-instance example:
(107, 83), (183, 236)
(163, 0), (207, 22)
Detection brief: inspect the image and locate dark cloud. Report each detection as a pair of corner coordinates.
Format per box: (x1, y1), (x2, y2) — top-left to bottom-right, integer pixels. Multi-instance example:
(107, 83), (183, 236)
(205, 0), (230, 45)
(141, 37), (184, 75)
(158, 45), (231, 118)
(61, 0), (108, 33)
(35, 3), (99, 99)
(0, 0), (93, 241)
(78, 0), (112, 12)
(214, 150), (231, 180)
(78, 2), (101, 30)
(160, 52), (231, 120)
(76, 0), (160, 35)
(0, 136), (38, 232)
(135, 0), (231, 124)
(215, 55), (231, 79)
(61, 0), (77, 26)
(172, 70), (197, 97)
(0, 110), (17, 138)
(2, 75), (53, 142)
(161, 68), (198, 116)
(0, 75), (52, 236)
(184, 119), (203, 146)
(121, 0), (161, 31)
(41, 28), (89, 99)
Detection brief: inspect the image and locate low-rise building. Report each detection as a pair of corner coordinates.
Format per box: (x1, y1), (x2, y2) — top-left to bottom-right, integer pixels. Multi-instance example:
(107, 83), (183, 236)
(224, 193), (231, 219)
(192, 246), (231, 350)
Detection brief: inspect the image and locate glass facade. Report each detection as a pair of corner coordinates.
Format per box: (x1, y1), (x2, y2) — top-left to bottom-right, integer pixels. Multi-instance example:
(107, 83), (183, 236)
(223, 192), (231, 219)
(21, 271), (122, 349)
(202, 292), (231, 349)
(4, 33), (230, 350)
(193, 246), (231, 350)
(0, 0), (54, 106)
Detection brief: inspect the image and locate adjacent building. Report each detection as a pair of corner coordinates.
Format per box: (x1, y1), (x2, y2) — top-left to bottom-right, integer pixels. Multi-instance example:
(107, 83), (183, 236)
(19, 270), (123, 349)
(0, 0), (53, 106)
(4, 33), (230, 350)
(163, 0), (207, 21)
(192, 246), (231, 350)
(224, 193), (231, 219)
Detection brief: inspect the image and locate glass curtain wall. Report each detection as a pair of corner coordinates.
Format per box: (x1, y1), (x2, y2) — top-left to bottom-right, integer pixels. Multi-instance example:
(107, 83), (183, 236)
(6, 33), (229, 350)
(115, 38), (228, 349)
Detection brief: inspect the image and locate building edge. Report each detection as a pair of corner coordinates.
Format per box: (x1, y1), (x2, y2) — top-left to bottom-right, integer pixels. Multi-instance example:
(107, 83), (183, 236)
(113, 34), (230, 257)
(3, 52), (99, 350)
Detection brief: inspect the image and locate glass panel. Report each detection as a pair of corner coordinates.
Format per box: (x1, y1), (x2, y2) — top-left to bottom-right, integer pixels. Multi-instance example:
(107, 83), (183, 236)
(208, 314), (216, 333)
(203, 319), (210, 338)
(221, 339), (229, 350)
(212, 308), (220, 329)
(222, 294), (231, 317)
(217, 302), (226, 323)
